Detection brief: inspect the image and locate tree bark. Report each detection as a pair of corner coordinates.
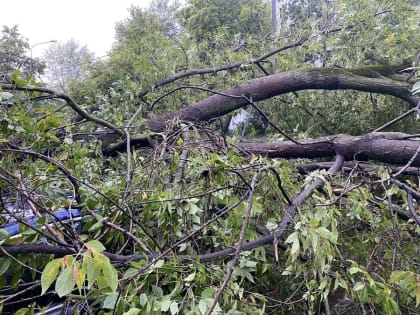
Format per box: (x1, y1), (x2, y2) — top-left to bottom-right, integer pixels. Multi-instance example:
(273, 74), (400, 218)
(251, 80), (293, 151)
(147, 67), (419, 131)
(238, 132), (420, 167)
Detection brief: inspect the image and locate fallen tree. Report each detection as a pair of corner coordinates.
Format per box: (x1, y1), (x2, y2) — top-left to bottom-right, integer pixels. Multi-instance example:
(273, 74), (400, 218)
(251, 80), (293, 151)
(1, 10), (420, 313)
(147, 65), (420, 131)
(239, 132), (420, 166)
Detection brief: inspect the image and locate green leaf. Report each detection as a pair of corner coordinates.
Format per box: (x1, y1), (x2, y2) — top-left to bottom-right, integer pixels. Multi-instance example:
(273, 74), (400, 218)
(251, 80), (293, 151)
(285, 232), (298, 244)
(0, 258), (11, 276)
(103, 292), (119, 309)
(290, 237), (300, 256)
(201, 288), (216, 298)
(359, 286), (368, 304)
(41, 258), (62, 295)
(83, 254), (99, 290)
(139, 293), (148, 306)
(387, 298), (401, 314)
(14, 308), (29, 315)
(315, 227), (337, 243)
(123, 308), (141, 315)
(198, 298), (209, 315)
(55, 267), (75, 297)
(63, 137), (73, 145)
(265, 219), (277, 232)
(244, 260), (257, 268)
(161, 298), (172, 312)
(353, 281), (365, 291)
(184, 272), (196, 282)
(11, 70), (28, 86)
(102, 256), (119, 291)
(348, 266), (363, 275)
(311, 233), (319, 252)
(0, 92), (13, 100)
(170, 301), (179, 314)
(389, 270), (405, 283)
(152, 259), (165, 269)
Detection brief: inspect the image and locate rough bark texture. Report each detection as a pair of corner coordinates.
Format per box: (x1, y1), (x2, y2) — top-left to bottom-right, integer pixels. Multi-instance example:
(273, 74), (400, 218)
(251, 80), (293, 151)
(238, 133), (420, 167)
(147, 67), (419, 131)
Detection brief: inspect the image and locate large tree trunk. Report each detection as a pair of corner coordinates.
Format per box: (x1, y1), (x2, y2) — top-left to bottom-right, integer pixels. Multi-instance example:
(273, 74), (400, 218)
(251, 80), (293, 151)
(147, 66), (419, 131)
(238, 132), (420, 167)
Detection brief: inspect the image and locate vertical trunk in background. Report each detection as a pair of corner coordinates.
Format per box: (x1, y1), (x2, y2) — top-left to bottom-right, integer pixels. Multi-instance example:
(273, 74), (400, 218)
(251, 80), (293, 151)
(271, 0), (277, 33)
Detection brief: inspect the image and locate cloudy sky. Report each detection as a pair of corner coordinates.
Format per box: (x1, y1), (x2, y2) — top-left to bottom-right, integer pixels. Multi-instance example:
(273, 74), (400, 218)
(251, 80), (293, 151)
(0, 0), (153, 57)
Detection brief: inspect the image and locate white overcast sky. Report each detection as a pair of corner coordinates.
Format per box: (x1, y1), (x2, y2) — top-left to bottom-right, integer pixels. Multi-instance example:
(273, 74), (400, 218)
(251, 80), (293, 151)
(0, 0), (153, 58)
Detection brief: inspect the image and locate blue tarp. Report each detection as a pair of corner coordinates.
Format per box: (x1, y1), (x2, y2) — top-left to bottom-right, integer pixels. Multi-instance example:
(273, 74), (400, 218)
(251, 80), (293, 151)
(0, 208), (82, 236)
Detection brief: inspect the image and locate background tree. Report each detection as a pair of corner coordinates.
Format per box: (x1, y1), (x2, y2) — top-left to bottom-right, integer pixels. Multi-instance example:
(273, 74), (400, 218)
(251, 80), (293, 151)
(42, 39), (94, 92)
(180, 0), (271, 44)
(0, 25), (45, 77)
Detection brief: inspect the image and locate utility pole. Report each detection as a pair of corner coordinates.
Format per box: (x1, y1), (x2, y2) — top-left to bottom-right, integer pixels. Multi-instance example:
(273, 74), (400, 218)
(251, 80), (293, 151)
(271, 0), (277, 34)
(30, 40), (57, 76)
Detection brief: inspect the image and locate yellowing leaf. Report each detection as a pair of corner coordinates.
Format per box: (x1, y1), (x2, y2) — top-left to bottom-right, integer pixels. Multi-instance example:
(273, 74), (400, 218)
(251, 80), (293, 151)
(86, 239), (106, 252)
(41, 258), (62, 295)
(73, 262), (86, 293)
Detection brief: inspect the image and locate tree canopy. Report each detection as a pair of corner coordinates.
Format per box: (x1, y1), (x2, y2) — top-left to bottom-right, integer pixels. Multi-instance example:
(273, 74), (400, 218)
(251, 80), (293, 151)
(0, 0), (419, 314)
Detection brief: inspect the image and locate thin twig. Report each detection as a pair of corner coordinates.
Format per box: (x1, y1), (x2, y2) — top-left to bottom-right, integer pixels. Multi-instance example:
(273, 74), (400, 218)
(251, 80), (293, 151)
(105, 221), (154, 255)
(374, 102), (420, 132)
(138, 35), (311, 98)
(121, 193), (250, 282)
(1, 146), (81, 203)
(205, 168), (264, 315)
(386, 195), (400, 271)
(407, 192), (420, 226)
(174, 124), (191, 185)
(392, 142), (420, 177)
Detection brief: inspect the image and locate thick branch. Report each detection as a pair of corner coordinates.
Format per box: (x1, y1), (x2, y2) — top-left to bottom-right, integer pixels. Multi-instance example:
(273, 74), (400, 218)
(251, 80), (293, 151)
(147, 67), (418, 131)
(238, 133), (420, 167)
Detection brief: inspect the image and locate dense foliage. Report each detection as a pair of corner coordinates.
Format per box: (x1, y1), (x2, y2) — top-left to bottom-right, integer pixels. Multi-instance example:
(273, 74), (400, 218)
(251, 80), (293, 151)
(0, 0), (419, 314)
